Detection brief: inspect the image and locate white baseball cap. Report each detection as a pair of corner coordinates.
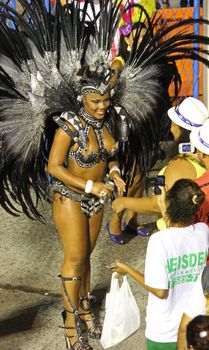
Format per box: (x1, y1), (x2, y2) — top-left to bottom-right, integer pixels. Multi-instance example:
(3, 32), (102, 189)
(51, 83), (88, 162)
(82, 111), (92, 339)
(167, 97), (208, 131)
(190, 119), (209, 155)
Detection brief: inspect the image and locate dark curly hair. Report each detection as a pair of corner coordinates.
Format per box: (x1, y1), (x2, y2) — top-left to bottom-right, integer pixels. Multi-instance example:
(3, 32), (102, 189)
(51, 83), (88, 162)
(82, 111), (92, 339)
(166, 179), (205, 226)
(186, 315), (209, 350)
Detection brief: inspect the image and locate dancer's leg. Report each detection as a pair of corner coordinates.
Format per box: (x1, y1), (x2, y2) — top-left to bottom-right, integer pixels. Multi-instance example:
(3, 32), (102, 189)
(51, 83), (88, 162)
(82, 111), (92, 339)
(53, 194), (92, 349)
(78, 208), (104, 339)
(80, 208), (104, 296)
(125, 173), (144, 228)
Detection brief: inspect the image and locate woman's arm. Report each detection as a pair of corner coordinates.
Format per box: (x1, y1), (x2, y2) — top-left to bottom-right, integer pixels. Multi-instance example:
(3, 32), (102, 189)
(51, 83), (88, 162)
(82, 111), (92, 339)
(112, 156), (198, 215)
(108, 159), (126, 195)
(112, 195), (160, 215)
(177, 313), (192, 350)
(111, 57), (124, 72)
(48, 127), (87, 191)
(48, 126), (116, 197)
(111, 260), (168, 299)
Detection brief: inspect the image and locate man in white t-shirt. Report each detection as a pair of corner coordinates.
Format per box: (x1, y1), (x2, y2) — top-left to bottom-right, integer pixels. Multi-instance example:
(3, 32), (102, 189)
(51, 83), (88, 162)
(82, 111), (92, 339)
(112, 179), (209, 350)
(177, 264), (209, 350)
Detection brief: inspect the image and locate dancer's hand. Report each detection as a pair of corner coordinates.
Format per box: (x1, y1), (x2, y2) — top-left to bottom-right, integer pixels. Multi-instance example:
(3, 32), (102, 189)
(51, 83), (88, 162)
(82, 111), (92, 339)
(112, 197), (125, 213)
(110, 173), (126, 196)
(91, 182), (113, 201)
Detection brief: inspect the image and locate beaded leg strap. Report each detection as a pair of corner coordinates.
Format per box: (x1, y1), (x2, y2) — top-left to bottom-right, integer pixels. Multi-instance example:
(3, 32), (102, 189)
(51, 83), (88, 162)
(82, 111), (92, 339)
(59, 275), (81, 313)
(87, 292), (96, 303)
(79, 295), (91, 311)
(59, 276), (93, 349)
(79, 295), (102, 340)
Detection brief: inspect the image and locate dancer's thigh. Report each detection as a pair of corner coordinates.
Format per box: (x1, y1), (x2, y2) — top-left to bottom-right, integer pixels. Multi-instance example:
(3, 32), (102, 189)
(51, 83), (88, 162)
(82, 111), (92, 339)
(53, 194), (89, 261)
(89, 208), (104, 252)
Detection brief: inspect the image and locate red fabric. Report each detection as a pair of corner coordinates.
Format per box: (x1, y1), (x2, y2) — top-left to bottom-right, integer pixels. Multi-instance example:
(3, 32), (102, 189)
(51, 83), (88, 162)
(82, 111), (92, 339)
(194, 171), (209, 227)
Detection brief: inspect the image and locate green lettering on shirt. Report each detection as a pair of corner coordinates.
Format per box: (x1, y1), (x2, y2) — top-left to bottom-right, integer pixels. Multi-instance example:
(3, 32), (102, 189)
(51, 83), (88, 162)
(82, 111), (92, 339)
(166, 250), (207, 274)
(167, 258), (178, 273)
(189, 253), (197, 267)
(181, 254), (189, 269)
(198, 252), (205, 266)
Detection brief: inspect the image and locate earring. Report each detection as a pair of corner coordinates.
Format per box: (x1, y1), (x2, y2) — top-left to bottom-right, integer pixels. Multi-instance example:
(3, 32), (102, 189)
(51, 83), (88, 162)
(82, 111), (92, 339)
(77, 95), (83, 102)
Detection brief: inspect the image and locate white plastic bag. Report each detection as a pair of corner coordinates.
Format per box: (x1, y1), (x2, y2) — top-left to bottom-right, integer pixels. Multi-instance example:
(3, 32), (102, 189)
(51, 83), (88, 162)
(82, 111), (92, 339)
(100, 272), (140, 349)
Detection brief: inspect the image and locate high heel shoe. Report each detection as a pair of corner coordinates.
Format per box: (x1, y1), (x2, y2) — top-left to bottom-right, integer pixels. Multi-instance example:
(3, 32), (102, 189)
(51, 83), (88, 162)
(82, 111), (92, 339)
(106, 222), (124, 244)
(122, 223), (149, 237)
(61, 309), (92, 350)
(60, 276), (93, 350)
(79, 295), (102, 340)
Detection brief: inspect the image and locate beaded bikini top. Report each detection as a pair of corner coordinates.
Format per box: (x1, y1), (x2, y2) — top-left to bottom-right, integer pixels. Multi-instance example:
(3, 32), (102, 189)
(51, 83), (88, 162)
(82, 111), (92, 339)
(53, 108), (119, 168)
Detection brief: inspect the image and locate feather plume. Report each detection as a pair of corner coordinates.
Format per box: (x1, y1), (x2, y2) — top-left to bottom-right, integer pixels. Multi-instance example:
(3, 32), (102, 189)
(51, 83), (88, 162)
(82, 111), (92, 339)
(0, 0), (83, 218)
(114, 5), (209, 184)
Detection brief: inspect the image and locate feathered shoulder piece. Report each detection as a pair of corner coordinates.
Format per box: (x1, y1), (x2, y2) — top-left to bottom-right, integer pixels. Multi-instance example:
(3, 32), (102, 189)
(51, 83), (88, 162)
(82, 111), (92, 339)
(0, 0), (125, 219)
(0, 0), (96, 219)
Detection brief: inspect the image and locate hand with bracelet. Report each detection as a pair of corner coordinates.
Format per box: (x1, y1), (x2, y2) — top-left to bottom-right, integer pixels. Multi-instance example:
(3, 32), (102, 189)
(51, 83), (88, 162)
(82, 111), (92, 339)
(85, 179), (115, 203)
(109, 165), (126, 196)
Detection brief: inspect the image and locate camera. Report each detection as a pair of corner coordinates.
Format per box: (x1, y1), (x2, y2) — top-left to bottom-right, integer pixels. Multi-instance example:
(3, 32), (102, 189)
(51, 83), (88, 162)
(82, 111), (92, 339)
(104, 176), (116, 201)
(178, 143), (195, 154)
(154, 175), (165, 195)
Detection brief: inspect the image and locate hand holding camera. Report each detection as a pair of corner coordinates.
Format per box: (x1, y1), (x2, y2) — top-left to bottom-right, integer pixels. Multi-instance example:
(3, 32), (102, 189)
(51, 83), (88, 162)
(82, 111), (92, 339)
(154, 176), (168, 222)
(154, 175), (165, 195)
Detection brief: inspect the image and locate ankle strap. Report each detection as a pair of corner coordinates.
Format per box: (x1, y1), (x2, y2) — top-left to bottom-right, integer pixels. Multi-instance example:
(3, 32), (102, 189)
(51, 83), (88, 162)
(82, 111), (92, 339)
(79, 295), (91, 311)
(80, 295), (89, 302)
(65, 308), (74, 314)
(58, 275), (81, 282)
(87, 292), (96, 302)
(80, 292), (96, 302)
(59, 275), (81, 313)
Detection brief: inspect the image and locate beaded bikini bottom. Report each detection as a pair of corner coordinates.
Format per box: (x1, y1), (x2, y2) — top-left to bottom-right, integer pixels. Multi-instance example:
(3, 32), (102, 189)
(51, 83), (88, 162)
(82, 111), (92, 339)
(50, 180), (102, 217)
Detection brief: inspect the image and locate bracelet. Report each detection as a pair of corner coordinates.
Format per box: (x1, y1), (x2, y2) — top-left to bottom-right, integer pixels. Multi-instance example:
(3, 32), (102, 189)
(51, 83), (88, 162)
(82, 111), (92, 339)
(85, 180), (93, 194)
(109, 166), (121, 175)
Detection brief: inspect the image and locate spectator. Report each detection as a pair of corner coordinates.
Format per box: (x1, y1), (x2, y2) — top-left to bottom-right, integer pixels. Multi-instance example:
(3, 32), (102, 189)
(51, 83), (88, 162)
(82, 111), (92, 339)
(112, 97), (209, 231)
(186, 315), (209, 350)
(107, 0), (157, 243)
(190, 119), (209, 226)
(177, 239), (209, 349)
(111, 178), (209, 350)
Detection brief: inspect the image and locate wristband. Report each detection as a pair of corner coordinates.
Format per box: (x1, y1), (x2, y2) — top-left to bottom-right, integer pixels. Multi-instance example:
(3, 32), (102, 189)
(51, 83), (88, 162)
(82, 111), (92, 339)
(109, 166), (121, 175)
(85, 180), (93, 194)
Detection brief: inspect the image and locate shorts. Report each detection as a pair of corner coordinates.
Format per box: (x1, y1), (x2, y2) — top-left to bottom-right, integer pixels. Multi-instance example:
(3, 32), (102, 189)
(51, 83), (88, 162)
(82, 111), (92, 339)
(147, 339), (177, 350)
